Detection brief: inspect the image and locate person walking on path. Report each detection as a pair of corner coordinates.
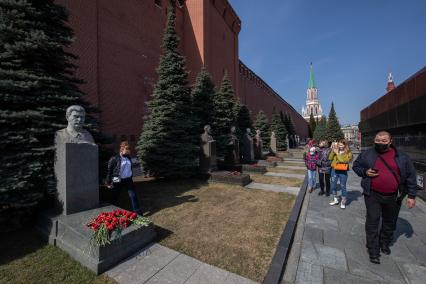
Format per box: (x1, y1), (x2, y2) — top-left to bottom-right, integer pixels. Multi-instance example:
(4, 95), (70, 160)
(329, 139), (353, 209)
(305, 147), (319, 193)
(106, 141), (142, 215)
(317, 140), (332, 196)
(353, 131), (417, 264)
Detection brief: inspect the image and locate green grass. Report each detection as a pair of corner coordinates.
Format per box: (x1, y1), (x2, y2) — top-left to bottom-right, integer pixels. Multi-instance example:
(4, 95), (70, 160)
(114, 177), (295, 282)
(0, 229), (116, 284)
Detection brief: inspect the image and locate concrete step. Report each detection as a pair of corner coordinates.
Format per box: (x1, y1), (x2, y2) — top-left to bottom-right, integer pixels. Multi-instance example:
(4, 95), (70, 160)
(265, 172), (305, 180)
(245, 182), (299, 195)
(277, 165), (306, 170)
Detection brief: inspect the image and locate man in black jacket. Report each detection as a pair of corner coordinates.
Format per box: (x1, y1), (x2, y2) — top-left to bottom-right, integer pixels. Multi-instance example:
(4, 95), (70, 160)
(353, 131), (417, 264)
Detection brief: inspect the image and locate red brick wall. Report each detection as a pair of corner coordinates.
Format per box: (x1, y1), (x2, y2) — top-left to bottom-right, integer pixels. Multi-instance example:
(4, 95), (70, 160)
(239, 62), (309, 138)
(361, 67), (426, 121)
(56, 0), (308, 146)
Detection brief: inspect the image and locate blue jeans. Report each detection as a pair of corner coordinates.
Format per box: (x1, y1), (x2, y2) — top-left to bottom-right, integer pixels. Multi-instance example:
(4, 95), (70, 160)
(308, 170), (316, 188)
(331, 169), (348, 198)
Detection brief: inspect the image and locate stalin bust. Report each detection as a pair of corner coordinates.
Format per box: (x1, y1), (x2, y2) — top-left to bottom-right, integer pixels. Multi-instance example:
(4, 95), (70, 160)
(55, 105), (95, 145)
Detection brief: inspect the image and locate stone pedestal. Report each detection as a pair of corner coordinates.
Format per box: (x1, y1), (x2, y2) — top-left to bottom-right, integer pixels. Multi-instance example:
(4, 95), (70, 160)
(242, 136), (255, 163)
(35, 205), (156, 275)
(209, 171), (251, 186)
(242, 164), (267, 174)
(225, 138), (240, 166)
(200, 140), (217, 173)
(55, 143), (99, 215)
(270, 136), (277, 154)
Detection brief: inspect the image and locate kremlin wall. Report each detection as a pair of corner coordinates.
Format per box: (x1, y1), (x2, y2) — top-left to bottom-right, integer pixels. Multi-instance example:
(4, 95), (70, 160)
(57, 0), (308, 145)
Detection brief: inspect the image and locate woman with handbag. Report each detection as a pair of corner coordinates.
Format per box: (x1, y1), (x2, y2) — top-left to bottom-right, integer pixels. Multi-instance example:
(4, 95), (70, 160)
(328, 139), (353, 209)
(106, 141), (142, 215)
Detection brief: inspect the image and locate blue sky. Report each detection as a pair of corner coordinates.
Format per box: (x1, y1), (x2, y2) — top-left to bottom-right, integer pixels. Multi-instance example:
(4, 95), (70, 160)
(228, 0), (426, 125)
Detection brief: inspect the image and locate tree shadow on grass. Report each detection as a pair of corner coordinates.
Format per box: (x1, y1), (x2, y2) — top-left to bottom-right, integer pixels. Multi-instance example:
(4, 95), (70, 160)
(100, 176), (209, 217)
(0, 227), (46, 266)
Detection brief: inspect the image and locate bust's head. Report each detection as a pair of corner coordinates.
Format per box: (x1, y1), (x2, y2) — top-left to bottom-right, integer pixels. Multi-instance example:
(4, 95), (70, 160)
(230, 126), (236, 134)
(246, 128), (251, 134)
(66, 105), (86, 132)
(256, 129), (261, 135)
(204, 125), (211, 134)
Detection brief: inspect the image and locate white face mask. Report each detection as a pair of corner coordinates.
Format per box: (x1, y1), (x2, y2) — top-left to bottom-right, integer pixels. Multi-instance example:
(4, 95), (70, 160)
(310, 151), (315, 155)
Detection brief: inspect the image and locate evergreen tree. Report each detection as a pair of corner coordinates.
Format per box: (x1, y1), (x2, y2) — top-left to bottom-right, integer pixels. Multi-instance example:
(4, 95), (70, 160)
(309, 113), (317, 138)
(137, 5), (198, 178)
(326, 102), (344, 141)
(191, 67), (215, 134)
(0, 0), (100, 223)
(254, 110), (270, 151)
(235, 102), (253, 140)
(211, 72), (237, 156)
(270, 111), (288, 151)
(313, 116), (327, 142)
(283, 113), (296, 135)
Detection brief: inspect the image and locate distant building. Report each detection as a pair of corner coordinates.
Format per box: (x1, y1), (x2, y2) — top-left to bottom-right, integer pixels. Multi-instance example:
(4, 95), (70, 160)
(341, 124), (360, 145)
(359, 68), (426, 199)
(302, 63), (323, 121)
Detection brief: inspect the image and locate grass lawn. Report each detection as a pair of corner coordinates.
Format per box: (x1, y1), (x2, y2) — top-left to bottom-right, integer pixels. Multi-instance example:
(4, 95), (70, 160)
(267, 167), (307, 175)
(250, 173), (304, 187)
(0, 229), (116, 284)
(113, 177), (296, 282)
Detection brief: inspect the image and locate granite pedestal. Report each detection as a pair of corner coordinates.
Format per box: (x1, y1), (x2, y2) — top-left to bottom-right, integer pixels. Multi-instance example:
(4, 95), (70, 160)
(36, 205), (156, 275)
(200, 140), (217, 174)
(209, 171), (251, 186)
(54, 143), (99, 214)
(242, 164), (267, 174)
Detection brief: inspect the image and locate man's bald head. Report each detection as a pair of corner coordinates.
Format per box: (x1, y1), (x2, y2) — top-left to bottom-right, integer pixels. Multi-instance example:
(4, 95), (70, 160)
(374, 131), (392, 144)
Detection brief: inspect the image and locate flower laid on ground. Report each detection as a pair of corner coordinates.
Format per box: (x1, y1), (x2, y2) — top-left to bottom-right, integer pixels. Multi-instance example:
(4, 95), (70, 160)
(86, 209), (150, 246)
(250, 163), (259, 167)
(230, 171), (241, 176)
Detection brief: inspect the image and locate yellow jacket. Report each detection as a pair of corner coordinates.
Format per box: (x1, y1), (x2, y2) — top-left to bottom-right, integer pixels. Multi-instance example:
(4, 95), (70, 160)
(328, 151), (353, 169)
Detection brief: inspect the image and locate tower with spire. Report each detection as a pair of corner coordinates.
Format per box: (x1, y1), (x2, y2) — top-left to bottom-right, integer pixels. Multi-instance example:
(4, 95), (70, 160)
(302, 63), (323, 121)
(386, 72), (396, 93)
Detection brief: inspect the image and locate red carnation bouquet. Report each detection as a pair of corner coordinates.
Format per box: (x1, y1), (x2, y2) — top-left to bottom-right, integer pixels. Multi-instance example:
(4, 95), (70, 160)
(86, 209), (150, 246)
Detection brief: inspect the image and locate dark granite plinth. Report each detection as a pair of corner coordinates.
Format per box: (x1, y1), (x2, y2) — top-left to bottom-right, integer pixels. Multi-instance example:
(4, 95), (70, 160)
(257, 160), (278, 168)
(242, 164), (267, 174)
(35, 205), (156, 275)
(209, 171), (251, 186)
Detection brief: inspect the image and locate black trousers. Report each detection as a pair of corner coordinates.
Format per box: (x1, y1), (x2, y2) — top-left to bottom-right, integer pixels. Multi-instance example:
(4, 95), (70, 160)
(318, 172), (330, 194)
(112, 177), (141, 213)
(364, 190), (402, 256)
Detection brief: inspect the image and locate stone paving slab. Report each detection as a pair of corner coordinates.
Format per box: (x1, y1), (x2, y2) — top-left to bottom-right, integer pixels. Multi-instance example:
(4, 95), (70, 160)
(245, 182), (299, 195)
(265, 172), (305, 179)
(107, 243), (259, 284)
(283, 158), (305, 163)
(277, 165), (306, 170)
(288, 169), (426, 284)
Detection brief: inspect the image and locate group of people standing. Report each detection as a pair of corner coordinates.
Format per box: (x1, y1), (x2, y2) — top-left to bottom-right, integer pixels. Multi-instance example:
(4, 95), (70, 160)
(304, 139), (353, 209)
(304, 131), (418, 265)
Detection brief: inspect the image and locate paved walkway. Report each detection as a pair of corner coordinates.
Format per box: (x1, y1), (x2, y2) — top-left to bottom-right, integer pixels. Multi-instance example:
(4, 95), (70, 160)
(284, 170), (426, 284)
(107, 243), (258, 284)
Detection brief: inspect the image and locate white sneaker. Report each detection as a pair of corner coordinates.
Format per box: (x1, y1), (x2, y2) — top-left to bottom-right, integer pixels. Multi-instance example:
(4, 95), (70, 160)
(329, 197), (339, 206)
(340, 199), (346, 209)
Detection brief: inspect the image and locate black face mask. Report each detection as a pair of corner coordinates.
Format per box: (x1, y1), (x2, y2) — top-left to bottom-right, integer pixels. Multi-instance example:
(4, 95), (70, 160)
(374, 143), (390, 153)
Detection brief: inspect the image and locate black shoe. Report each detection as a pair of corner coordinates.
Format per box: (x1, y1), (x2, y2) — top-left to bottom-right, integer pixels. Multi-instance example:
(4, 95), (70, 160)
(318, 191), (324, 196)
(369, 255), (380, 264)
(380, 245), (391, 255)
(325, 193), (330, 197)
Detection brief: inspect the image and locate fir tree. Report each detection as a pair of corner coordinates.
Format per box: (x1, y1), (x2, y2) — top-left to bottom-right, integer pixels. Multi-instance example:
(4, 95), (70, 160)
(254, 110), (270, 151)
(313, 116), (327, 142)
(309, 113), (317, 138)
(282, 114), (296, 148)
(270, 111), (288, 151)
(0, 0), (99, 222)
(326, 102), (344, 141)
(191, 67), (215, 134)
(211, 72), (237, 156)
(235, 102), (253, 140)
(137, 5), (198, 178)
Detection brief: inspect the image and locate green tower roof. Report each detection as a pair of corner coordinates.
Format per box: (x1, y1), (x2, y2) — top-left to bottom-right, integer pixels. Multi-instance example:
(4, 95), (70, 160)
(308, 63), (316, 89)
